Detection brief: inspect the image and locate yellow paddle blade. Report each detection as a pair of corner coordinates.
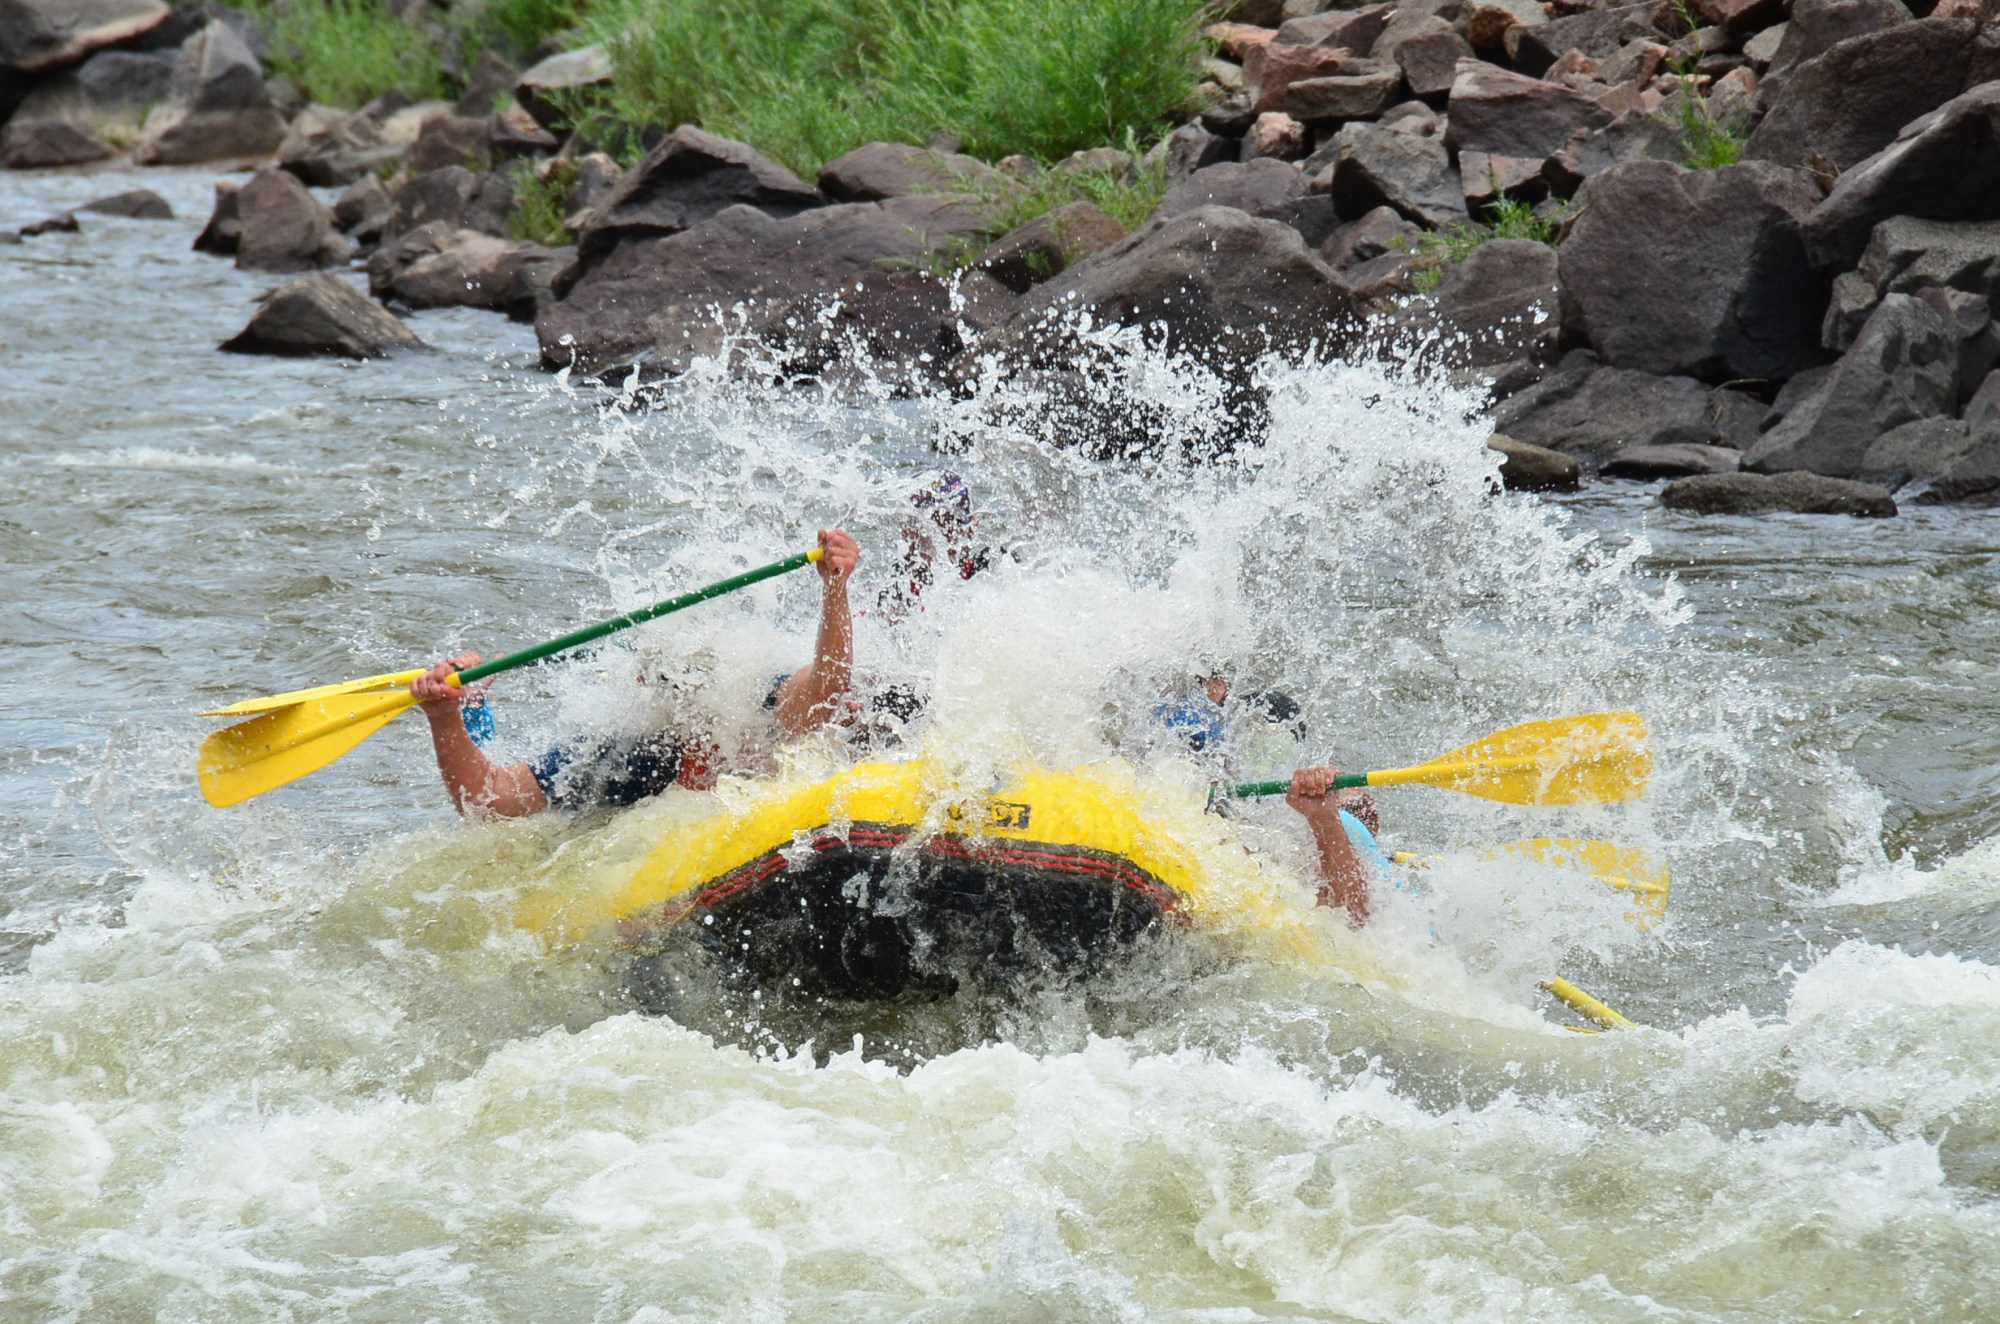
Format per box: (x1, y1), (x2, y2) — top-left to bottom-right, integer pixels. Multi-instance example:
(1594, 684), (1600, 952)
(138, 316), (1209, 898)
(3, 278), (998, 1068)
(1365, 711), (1650, 805)
(197, 688), (420, 806)
(201, 668), (428, 717)
(1541, 977), (1636, 1031)
(1489, 837), (1669, 930)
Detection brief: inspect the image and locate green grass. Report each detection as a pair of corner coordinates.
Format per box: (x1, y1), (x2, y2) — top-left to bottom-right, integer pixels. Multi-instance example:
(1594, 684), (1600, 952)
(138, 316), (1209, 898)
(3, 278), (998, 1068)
(509, 160), (578, 246)
(1665, 0), (1745, 170)
(254, 0), (449, 108)
(579, 0), (1208, 174)
(1410, 196), (1562, 293)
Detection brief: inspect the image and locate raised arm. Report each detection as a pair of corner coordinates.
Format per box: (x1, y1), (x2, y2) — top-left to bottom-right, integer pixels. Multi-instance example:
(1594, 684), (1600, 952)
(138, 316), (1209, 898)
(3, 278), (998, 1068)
(774, 528), (859, 737)
(412, 653), (549, 817)
(1287, 766), (1371, 927)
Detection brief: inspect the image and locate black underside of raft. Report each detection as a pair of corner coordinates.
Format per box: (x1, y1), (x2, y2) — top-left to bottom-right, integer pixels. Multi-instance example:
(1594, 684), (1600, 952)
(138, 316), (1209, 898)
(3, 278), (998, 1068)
(627, 828), (1180, 1002)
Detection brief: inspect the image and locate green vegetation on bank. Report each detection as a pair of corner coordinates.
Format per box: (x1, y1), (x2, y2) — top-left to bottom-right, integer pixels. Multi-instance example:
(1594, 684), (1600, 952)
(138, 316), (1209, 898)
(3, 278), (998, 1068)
(1665, 0), (1745, 169)
(579, 0), (1208, 174)
(245, 0), (583, 108)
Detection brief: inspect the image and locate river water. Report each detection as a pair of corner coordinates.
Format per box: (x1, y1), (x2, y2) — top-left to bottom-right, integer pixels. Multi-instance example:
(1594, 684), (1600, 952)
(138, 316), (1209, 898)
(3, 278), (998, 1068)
(4, 168), (1998, 1321)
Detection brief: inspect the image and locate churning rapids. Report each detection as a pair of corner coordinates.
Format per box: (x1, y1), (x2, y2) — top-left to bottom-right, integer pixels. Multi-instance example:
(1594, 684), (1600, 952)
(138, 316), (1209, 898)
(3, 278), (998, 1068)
(5, 168), (1999, 1322)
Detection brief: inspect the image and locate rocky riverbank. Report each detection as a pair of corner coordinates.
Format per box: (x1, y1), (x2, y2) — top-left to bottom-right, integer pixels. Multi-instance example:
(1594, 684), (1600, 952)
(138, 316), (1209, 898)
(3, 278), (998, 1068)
(7, 0), (2000, 517)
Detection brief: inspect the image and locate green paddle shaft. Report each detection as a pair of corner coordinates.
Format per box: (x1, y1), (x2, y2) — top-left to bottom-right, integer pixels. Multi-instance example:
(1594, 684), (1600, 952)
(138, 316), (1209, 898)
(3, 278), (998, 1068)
(452, 549), (820, 687)
(1228, 774), (1368, 799)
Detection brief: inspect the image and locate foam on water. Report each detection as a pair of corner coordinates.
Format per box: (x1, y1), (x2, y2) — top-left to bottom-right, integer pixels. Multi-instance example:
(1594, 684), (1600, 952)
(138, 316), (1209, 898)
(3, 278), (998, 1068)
(8, 203), (2000, 1317)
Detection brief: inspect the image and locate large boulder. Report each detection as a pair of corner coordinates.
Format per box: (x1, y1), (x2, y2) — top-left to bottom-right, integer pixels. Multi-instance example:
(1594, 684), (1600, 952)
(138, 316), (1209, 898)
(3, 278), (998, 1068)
(1920, 428), (2000, 504)
(133, 19), (284, 164)
(1489, 358), (1722, 463)
(232, 167), (348, 272)
(1156, 158), (1336, 245)
(1853, 416), (1984, 489)
(1801, 83), (2000, 272)
(818, 142), (1010, 202)
(1659, 470), (1897, 516)
(1744, 294), (1959, 476)
(1327, 120), (1465, 228)
(0, 115), (109, 165)
(570, 125), (823, 268)
(220, 274), (424, 359)
(537, 195), (995, 375)
(982, 205), (1358, 371)
(1413, 238), (1562, 367)
(367, 222), (564, 312)
(4, 48), (173, 140)
(1745, 19), (1998, 171)
(1558, 159), (1829, 382)
(0, 0), (168, 74)
(192, 178), (238, 252)
(1444, 59), (1614, 161)
(1601, 443), (1745, 479)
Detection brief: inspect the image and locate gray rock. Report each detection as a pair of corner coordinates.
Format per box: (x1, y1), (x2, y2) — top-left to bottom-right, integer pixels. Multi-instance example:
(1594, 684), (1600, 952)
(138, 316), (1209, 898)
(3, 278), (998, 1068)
(79, 187), (170, 218)
(1156, 158), (1337, 245)
(7, 48), (172, 131)
(406, 112), (492, 175)
(572, 125), (823, 268)
(1710, 385), (1768, 448)
(134, 19), (284, 164)
(1328, 120), (1465, 229)
(513, 44), (610, 134)
(382, 166), (509, 243)
(368, 224), (564, 312)
(220, 274), (423, 359)
(818, 141), (1009, 202)
(1818, 217), (2000, 350)
(1491, 359), (1720, 462)
(1322, 204), (1422, 272)
(233, 167), (348, 273)
(972, 201), (1125, 294)
(1420, 238), (1562, 367)
(1660, 470), (1897, 515)
(1854, 416), (1980, 489)
(537, 195), (997, 375)
(1488, 432), (1581, 491)
(1394, 28), (1472, 100)
(192, 179), (237, 252)
(1920, 428), (2000, 504)
(332, 173), (390, 235)
(1445, 59), (1614, 161)
(1746, 19), (1995, 172)
(455, 50), (517, 118)
(0, 0), (168, 74)
(1511, 8), (1668, 79)
(16, 209), (76, 235)
(1764, 0), (1913, 80)
(1744, 293), (1959, 476)
(979, 204), (1359, 380)
(1284, 68), (1404, 122)
(1540, 111), (1688, 198)
(0, 116), (109, 166)
(1803, 83), (2000, 273)
(1558, 159), (1829, 382)
(1601, 443), (1744, 478)
(1164, 123), (1236, 182)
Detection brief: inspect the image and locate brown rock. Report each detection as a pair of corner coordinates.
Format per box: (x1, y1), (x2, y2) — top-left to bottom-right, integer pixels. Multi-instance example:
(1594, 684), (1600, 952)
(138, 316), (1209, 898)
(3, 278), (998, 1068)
(1248, 39), (1354, 113)
(818, 141), (1009, 202)
(1245, 111), (1309, 160)
(0, 117), (112, 167)
(1659, 470), (1896, 516)
(1446, 59), (1615, 161)
(1285, 68), (1404, 121)
(0, 0), (168, 75)
(220, 274), (424, 359)
(1488, 434), (1582, 491)
(972, 201), (1126, 293)
(234, 167), (349, 273)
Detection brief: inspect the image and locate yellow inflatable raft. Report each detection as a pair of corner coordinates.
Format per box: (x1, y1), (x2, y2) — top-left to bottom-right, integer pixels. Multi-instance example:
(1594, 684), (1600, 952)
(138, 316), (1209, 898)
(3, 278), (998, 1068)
(597, 759), (1210, 1000)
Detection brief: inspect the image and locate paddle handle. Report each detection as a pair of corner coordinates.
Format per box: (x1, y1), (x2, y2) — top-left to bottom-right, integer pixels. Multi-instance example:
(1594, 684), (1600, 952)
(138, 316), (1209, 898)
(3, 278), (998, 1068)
(451, 548), (822, 687)
(1228, 772), (1369, 799)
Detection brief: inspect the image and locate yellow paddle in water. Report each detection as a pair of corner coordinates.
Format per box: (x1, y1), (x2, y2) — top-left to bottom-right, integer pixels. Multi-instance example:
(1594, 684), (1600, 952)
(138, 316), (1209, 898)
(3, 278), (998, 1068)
(198, 549), (823, 808)
(1224, 711), (1651, 805)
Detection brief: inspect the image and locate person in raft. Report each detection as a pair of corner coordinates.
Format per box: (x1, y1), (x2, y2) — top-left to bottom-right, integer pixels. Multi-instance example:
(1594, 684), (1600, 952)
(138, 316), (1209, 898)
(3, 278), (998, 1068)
(409, 528), (860, 817)
(1159, 668), (1383, 926)
(1286, 766), (1378, 927)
